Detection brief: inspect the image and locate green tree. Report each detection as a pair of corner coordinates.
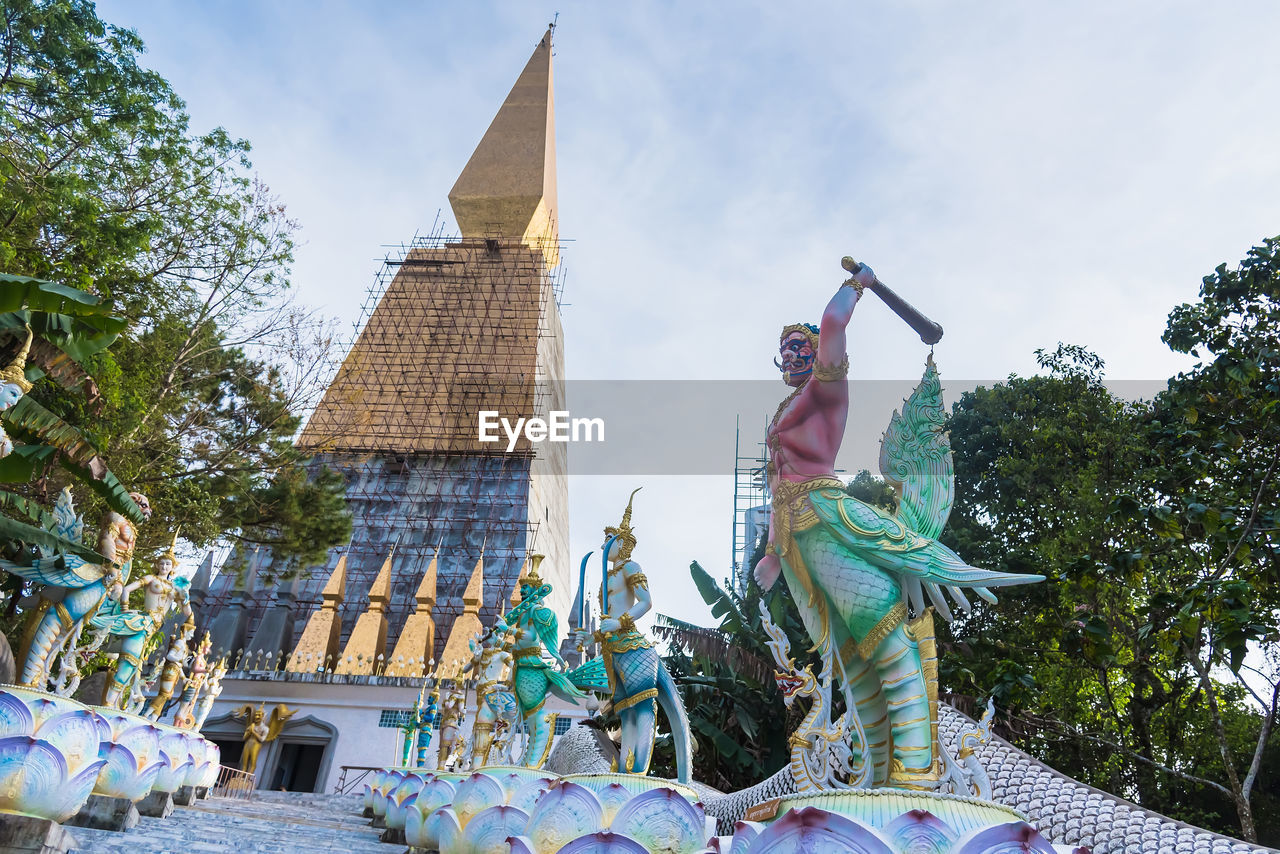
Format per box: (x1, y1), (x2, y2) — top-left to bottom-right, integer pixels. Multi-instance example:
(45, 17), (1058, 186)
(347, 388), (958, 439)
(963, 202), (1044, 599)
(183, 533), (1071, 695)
(943, 274), (1280, 844)
(1, 0), (349, 568)
(653, 559), (813, 790)
(940, 346), (1230, 818)
(1124, 237), (1280, 841)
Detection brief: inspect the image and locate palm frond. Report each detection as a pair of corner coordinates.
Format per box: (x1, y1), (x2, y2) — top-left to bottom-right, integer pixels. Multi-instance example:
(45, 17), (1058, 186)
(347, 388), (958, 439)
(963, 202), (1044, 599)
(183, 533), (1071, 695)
(653, 613), (775, 685)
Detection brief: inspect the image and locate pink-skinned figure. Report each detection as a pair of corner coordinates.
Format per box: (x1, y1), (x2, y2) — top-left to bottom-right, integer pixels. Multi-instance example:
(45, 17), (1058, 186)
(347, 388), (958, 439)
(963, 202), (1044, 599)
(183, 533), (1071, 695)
(754, 260), (1041, 790)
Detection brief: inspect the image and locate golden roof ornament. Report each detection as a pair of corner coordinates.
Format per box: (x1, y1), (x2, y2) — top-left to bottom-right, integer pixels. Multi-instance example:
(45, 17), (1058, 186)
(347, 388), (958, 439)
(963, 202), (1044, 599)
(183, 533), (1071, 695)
(162, 528), (181, 567)
(0, 327), (34, 393)
(604, 488), (642, 564)
(525, 553), (545, 588)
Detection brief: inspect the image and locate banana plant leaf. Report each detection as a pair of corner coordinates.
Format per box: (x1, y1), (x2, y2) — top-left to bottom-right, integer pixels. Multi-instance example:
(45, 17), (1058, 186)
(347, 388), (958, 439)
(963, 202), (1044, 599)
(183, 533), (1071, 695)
(0, 512), (106, 564)
(0, 275), (116, 317)
(0, 444), (57, 483)
(0, 489), (56, 529)
(59, 455), (143, 524)
(0, 308), (125, 366)
(0, 401), (143, 524)
(3, 396), (99, 465)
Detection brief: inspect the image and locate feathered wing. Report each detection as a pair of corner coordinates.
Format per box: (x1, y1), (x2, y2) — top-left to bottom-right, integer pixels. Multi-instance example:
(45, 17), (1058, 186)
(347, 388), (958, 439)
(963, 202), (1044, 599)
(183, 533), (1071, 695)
(879, 356), (954, 540)
(530, 606), (561, 663)
(569, 657), (610, 694)
(0, 554), (105, 588)
(809, 489), (1043, 622)
(266, 705), (297, 740)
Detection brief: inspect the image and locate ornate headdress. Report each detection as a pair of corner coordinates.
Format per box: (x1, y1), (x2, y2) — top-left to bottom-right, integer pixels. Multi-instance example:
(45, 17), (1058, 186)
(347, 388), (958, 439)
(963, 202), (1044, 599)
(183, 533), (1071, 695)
(523, 553), (545, 588)
(0, 327), (34, 393)
(779, 322), (820, 351)
(603, 488), (642, 564)
(161, 529), (181, 568)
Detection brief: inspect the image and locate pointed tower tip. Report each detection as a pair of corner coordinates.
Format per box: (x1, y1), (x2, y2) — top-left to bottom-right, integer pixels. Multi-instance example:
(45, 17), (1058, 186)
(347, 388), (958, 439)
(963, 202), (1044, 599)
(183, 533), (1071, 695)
(416, 550), (439, 606)
(461, 552), (485, 608)
(321, 553), (348, 601)
(369, 549), (394, 604)
(449, 27), (558, 267)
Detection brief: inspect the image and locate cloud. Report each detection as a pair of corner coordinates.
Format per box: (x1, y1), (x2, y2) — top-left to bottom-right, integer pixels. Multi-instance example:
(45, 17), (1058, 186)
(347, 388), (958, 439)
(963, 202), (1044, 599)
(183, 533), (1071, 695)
(100, 0), (1280, 627)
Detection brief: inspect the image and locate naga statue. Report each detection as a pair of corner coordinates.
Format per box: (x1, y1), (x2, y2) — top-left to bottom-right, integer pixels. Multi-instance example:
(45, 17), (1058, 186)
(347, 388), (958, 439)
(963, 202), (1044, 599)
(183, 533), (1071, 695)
(572, 490), (693, 782)
(503, 553), (585, 768)
(5, 489), (151, 691)
(462, 623), (519, 768)
(753, 257), (1042, 791)
(0, 326), (33, 459)
(93, 531), (193, 707)
(144, 617), (194, 720)
(436, 686), (467, 769)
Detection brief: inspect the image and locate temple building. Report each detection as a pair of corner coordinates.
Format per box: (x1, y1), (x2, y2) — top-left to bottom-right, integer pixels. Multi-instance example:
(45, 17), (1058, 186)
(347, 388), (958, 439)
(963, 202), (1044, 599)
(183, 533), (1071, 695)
(193, 28), (583, 793)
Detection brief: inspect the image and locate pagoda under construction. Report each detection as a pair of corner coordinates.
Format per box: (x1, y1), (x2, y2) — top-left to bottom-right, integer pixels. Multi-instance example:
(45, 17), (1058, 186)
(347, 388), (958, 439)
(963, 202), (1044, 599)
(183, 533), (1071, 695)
(198, 28), (570, 679)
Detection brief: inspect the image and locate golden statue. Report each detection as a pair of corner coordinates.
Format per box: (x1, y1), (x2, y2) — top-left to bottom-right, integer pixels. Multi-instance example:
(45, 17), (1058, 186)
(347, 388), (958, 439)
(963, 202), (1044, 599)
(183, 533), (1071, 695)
(232, 703), (296, 775)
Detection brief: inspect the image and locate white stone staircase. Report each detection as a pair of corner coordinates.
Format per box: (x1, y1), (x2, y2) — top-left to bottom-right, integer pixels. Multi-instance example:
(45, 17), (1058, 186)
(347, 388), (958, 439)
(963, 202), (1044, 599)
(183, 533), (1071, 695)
(68, 792), (403, 854)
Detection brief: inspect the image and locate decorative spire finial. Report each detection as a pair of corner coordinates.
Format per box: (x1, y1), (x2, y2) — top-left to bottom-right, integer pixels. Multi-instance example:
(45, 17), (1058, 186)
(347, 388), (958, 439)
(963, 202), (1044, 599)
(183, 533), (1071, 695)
(604, 487), (642, 563)
(0, 327), (34, 393)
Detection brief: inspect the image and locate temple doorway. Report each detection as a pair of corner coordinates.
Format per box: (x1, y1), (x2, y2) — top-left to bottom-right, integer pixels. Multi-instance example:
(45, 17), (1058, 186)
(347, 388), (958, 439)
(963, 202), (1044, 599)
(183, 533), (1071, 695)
(269, 741), (326, 791)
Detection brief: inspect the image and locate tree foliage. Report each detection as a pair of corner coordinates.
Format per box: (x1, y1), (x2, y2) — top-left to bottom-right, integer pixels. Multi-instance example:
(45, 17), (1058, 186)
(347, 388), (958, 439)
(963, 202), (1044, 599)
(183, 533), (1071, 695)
(1, 0), (349, 569)
(941, 239), (1280, 842)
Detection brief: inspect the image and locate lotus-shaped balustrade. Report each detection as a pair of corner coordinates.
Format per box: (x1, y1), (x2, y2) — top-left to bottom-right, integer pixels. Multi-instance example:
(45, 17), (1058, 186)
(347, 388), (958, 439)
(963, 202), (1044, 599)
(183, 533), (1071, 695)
(151, 723), (195, 793)
(721, 804), (1084, 854)
(398, 768), (710, 854)
(371, 767), (408, 818)
(362, 768), (386, 812)
(716, 791), (1089, 854)
(0, 684), (108, 822)
(197, 739), (221, 788)
(405, 768), (554, 852)
(378, 768), (1083, 854)
(90, 706), (166, 802)
(181, 731), (215, 789)
(385, 771), (433, 831)
(518, 779), (710, 854)
(402, 775), (463, 845)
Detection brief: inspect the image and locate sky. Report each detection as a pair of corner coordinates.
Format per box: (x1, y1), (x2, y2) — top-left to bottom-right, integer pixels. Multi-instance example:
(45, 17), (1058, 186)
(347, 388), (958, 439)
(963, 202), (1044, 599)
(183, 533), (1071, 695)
(99, 0), (1280, 628)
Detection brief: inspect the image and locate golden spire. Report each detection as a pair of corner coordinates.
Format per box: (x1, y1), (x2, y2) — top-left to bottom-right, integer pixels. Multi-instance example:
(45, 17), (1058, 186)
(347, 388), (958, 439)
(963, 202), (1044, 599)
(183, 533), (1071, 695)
(161, 528), (181, 567)
(336, 546), (395, 674)
(436, 546), (487, 679)
(387, 539), (442, 678)
(604, 488), (641, 563)
(448, 28), (558, 267)
(286, 552), (348, 672)
(526, 553), (545, 588)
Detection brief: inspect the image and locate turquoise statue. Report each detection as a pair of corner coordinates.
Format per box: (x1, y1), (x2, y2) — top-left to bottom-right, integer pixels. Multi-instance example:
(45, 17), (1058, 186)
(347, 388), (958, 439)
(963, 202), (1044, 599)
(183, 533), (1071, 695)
(572, 490), (693, 782)
(400, 687), (437, 768)
(503, 553), (585, 768)
(92, 531), (193, 707)
(1, 488), (151, 690)
(753, 257), (1042, 790)
(415, 690), (438, 767)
